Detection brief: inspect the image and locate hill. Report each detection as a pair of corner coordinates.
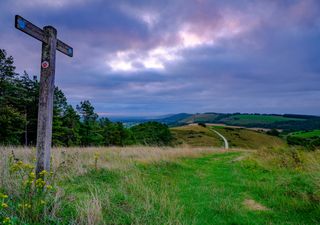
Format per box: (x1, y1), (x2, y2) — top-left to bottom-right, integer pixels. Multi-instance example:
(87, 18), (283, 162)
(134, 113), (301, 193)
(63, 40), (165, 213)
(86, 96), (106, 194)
(210, 126), (285, 149)
(171, 125), (286, 149)
(157, 113), (320, 131)
(171, 125), (222, 147)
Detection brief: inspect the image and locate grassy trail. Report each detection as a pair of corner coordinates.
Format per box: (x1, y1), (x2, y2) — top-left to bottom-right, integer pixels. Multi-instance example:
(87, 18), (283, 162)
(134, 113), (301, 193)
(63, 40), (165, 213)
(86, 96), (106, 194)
(60, 150), (319, 224)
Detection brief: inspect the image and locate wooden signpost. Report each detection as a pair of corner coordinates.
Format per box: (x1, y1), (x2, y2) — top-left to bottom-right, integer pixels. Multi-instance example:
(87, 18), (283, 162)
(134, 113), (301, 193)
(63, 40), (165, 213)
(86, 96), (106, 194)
(15, 15), (73, 175)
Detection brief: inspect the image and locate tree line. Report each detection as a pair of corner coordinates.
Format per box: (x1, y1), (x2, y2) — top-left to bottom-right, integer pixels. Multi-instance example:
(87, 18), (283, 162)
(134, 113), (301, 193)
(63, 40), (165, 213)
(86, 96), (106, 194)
(0, 49), (172, 146)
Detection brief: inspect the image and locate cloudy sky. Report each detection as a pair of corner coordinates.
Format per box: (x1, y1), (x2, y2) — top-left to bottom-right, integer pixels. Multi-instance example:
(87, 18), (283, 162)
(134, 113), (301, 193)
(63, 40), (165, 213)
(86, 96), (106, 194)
(1, 0), (320, 116)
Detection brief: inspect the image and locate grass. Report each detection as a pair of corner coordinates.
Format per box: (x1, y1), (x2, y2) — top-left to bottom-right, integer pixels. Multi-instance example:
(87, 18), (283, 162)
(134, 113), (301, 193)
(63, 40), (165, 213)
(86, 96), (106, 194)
(1, 146), (319, 224)
(211, 126), (286, 149)
(171, 125), (222, 147)
(290, 130), (320, 138)
(222, 115), (304, 126)
(171, 124), (286, 149)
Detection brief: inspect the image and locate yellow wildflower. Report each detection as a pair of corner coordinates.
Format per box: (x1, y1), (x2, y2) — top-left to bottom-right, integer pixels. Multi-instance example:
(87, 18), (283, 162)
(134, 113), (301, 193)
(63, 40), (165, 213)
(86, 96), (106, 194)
(24, 164), (34, 170)
(46, 185), (53, 190)
(1, 203), (8, 208)
(39, 170), (48, 176)
(35, 178), (46, 188)
(94, 153), (100, 159)
(29, 172), (36, 179)
(0, 193), (8, 199)
(24, 203), (31, 208)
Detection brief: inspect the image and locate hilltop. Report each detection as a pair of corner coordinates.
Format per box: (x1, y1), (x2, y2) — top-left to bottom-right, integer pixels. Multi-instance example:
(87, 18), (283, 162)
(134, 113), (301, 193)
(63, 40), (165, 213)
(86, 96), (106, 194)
(171, 124), (285, 149)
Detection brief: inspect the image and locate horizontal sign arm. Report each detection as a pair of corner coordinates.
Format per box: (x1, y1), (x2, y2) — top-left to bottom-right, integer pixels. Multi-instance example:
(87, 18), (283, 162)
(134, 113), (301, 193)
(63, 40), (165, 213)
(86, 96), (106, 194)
(15, 15), (46, 43)
(57, 40), (73, 57)
(15, 15), (73, 57)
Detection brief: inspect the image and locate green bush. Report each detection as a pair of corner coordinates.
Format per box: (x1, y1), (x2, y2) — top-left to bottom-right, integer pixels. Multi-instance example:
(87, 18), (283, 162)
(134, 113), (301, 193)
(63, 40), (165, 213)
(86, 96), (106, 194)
(130, 122), (173, 146)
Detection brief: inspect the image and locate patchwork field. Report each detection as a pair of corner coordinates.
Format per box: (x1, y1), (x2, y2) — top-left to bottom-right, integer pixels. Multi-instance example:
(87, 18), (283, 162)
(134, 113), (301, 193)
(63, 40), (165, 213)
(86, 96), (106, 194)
(290, 129), (320, 138)
(220, 114), (305, 126)
(1, 146), (319, 224)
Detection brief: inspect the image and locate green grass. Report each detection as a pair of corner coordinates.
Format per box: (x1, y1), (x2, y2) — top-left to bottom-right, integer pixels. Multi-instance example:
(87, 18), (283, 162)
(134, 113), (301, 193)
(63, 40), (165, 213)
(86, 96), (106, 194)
(1, 147), (320, 224)
(290, 130), (320, 138)
(59, 149), (320, 224)
(222, 115), (304, 126)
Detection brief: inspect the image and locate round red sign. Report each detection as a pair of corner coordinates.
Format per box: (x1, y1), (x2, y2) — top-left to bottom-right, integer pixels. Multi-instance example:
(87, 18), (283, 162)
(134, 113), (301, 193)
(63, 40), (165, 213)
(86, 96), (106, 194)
(41, 61), (49, 69)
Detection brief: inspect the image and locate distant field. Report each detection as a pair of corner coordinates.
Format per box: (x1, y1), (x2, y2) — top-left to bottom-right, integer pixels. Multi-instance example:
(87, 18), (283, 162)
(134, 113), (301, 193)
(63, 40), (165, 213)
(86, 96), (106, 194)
(221, 114), (304, 126)
(290, 130), (320, 138)
(1, 146), (319, 224)
(172, 125), (285, 149)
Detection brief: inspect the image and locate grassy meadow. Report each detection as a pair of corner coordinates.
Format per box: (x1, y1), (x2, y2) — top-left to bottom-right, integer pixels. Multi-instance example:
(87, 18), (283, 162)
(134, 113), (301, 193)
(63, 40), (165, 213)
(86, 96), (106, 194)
(1, 146), (319, 224)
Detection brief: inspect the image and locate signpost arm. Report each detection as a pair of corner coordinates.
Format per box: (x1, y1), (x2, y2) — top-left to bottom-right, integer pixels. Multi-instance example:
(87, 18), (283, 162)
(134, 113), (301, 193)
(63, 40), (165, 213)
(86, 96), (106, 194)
(36, 26), (57, 175)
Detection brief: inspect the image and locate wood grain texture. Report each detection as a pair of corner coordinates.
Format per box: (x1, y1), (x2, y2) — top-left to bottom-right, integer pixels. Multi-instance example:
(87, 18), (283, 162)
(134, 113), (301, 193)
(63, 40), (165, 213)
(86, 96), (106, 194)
(36, 26), (57, 175)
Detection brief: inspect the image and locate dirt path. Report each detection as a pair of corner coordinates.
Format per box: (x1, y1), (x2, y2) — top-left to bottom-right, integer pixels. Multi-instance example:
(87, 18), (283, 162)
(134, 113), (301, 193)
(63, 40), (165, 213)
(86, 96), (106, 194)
(210, 128), (229, 149)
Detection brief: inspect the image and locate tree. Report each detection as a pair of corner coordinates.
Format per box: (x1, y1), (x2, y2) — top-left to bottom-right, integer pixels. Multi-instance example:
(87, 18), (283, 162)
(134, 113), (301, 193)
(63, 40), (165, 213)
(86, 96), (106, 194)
(130, 122), (173, 146)
(76, 100), (102, 146)
(99, 118), (129, 146)
(61, 105), (81, 146)
(0, 49), (26, 145)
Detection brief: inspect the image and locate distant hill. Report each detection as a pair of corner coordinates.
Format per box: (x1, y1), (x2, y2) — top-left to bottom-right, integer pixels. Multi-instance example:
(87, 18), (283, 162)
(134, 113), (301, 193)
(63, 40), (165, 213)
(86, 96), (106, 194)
(155, 113), (192, 125)
(109, 113), (320, 132)
(159, 113), (320, 131)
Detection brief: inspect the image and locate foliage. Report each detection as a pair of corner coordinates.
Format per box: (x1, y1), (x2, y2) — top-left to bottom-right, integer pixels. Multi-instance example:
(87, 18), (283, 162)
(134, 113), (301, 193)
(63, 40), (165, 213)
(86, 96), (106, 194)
(0, 49), (173, 147)
(287, 135), (320, 150)
(266, 128), (280, 136)
(130, 122), (173, 146)
(0, 156), (57, 224)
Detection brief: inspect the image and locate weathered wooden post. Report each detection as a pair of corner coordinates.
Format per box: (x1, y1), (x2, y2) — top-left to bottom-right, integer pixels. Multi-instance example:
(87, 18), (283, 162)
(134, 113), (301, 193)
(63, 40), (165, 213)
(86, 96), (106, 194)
(36, 26), (57, 174)
(15, 15), (73, 175)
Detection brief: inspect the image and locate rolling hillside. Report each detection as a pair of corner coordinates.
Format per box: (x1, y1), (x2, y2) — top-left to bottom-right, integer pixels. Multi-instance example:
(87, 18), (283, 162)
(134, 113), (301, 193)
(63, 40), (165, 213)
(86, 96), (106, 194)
(171, 125), (222, 147)
(171, 125), (286, 149)
(210, 126), (285, 149)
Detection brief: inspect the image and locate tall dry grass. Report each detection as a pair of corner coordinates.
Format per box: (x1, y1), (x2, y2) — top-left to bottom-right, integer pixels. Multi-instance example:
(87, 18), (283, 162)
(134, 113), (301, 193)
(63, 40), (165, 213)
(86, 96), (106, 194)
(0, 146), (227, 177)
(0, 146), (228, 224)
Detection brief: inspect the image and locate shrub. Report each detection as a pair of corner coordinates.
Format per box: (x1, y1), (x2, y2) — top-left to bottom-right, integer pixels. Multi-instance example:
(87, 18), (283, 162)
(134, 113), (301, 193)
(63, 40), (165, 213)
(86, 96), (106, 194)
(197, 123), (206, 127)
(0, 156), (58, 224)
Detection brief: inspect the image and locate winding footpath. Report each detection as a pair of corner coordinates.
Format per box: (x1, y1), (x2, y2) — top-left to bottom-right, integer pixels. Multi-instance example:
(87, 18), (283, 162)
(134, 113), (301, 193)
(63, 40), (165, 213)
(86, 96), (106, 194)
(210, 128), (229, 149)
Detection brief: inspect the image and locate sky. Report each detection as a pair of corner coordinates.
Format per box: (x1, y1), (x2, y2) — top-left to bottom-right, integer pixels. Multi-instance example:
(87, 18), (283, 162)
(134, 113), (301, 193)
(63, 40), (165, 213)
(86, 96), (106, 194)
(1, 0), (320, 117)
